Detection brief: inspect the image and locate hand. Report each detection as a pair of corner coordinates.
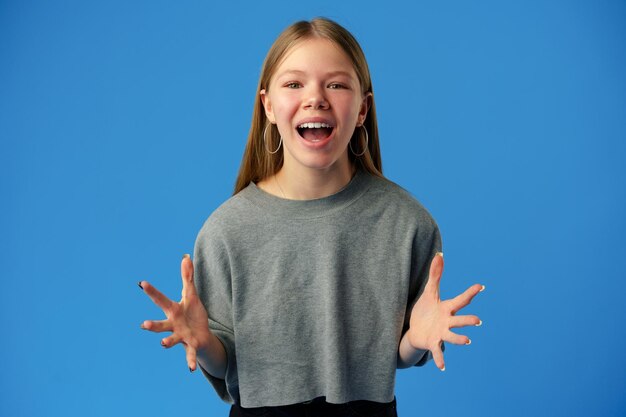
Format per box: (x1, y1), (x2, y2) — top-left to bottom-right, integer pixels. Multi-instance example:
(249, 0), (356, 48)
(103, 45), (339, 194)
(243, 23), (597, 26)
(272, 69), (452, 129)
(139, 254), (211, 372)
(407, 253), (483, 371)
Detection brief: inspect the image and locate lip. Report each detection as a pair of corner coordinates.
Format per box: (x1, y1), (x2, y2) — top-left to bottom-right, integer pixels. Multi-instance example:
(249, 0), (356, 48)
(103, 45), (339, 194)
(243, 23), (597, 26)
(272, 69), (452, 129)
(295, 117), (336, 149)
(295, 116), (336, 128)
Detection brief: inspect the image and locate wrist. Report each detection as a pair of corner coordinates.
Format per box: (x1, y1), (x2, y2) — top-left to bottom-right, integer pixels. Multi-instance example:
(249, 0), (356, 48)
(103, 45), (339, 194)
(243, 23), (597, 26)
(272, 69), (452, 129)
(195, 327), (215, 354)
(405, 326), (424, 350)
(196, 329), (227, 379)
(398, 331), (428, 368)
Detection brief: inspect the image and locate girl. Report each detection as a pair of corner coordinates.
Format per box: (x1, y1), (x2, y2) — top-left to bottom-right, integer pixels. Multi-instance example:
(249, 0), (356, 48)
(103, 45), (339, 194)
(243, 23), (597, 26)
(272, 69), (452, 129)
(139, 17), (483, 417)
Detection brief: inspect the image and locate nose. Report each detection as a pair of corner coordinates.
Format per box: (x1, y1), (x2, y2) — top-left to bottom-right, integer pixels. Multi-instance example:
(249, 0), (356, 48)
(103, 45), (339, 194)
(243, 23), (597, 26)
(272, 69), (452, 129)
(304, 85), (329, 110)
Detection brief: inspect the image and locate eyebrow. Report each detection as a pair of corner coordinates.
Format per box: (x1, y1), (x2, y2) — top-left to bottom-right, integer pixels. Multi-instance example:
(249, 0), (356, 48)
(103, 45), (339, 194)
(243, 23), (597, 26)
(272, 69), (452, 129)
(276, 69), (355, 78)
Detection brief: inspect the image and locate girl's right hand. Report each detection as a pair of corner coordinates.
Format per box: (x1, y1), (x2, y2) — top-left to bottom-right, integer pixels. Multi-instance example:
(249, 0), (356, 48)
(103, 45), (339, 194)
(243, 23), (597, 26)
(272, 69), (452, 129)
(139, 254), (212, 372)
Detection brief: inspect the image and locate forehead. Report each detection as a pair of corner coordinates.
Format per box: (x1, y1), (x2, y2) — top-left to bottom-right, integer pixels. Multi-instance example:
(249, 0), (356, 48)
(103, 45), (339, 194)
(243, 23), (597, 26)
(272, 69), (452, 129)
(272, 37), (357, 80)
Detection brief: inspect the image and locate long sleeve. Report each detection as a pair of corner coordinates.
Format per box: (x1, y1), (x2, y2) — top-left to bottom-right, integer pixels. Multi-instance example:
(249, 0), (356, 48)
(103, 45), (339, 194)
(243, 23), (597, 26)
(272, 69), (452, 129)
(193, 220), (240, 404)
(401, 216), (443, 367)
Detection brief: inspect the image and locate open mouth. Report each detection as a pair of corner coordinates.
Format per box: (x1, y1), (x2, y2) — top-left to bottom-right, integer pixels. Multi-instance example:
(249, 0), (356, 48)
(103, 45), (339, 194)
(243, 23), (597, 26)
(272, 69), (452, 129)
(297, 122), (334, 142)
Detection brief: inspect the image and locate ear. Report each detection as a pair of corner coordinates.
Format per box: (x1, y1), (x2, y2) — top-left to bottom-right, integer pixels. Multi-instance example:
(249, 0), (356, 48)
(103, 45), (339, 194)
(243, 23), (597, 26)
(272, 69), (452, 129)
(357, 92), (372, 126)
(260, 89), (276, 124)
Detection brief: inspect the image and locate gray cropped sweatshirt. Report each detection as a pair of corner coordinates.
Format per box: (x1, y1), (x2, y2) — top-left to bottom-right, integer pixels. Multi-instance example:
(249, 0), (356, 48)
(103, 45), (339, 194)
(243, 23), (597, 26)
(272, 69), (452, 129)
(193, 169), (441, 407)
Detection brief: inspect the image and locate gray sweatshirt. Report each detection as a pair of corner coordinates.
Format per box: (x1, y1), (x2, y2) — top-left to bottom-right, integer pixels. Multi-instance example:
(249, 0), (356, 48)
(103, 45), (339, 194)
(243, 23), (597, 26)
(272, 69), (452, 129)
(194, 169), (441, 407)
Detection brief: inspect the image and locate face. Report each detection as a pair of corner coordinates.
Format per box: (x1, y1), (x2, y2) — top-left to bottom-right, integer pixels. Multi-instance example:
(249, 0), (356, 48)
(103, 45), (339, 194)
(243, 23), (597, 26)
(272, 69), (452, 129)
(261, 37), (370, 175)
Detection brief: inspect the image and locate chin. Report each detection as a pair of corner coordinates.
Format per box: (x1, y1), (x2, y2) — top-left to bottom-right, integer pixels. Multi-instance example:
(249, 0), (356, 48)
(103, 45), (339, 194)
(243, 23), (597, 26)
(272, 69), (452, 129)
(290, 154), (350, 173)
(282, 136), (351, 172)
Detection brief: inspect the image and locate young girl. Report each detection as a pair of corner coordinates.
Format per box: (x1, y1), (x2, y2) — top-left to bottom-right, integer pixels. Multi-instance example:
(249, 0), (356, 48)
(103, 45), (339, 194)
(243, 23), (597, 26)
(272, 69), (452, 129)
(139, 17), (483, 417)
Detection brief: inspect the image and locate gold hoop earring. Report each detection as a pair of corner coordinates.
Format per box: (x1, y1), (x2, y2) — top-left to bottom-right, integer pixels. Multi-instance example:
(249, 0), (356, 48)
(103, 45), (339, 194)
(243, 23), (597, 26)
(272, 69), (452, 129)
(264, 124), (282, 154)
(349, 125), (368, 157)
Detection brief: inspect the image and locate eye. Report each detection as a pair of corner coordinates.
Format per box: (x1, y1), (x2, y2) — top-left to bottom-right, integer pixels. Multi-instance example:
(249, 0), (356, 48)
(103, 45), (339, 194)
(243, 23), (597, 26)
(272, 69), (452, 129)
(328, 83), (347, 89)
(285, 82), (301, 89)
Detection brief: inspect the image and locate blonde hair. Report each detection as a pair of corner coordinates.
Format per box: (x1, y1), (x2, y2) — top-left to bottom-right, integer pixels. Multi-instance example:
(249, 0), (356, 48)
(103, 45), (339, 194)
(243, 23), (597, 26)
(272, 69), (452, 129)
(234, 17), (383, 194)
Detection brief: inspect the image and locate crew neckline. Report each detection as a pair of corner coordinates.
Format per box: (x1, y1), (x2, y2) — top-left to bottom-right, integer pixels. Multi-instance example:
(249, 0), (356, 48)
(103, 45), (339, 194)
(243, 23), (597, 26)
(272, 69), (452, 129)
(244, 169), (372, 220)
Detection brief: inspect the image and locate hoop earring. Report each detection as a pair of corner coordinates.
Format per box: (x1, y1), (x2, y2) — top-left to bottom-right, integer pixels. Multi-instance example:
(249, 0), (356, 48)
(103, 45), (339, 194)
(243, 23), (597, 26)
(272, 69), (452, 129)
(349, 125), (368, 157)
(264, 124), (282, 154)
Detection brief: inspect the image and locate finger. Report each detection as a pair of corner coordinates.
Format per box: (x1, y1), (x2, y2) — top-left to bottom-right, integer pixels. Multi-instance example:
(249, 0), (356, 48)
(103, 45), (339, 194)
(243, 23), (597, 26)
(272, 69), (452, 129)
(184, 344), (198, 372)
(141, 281), (175, 312)
(449, 315), (482, 329)
(141, 319), (172, 333)
(181, 254), (196, 299)
(449, 283), (483, 314)
(444, 330), (471, 346)
(431, 343), (445, 371)
(161, 333), (183, 349)
(424, 252), (444, 296)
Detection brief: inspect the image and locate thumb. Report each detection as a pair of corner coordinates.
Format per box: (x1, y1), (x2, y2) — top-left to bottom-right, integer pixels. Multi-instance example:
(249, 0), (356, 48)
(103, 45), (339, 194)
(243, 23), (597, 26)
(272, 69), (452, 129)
(181, 254), (196, 298)
(425, 252), (444, 295)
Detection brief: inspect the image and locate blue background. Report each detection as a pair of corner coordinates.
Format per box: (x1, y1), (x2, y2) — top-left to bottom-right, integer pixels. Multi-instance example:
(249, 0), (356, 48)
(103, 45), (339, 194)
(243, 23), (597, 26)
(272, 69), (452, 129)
(2, 1), (625, 416)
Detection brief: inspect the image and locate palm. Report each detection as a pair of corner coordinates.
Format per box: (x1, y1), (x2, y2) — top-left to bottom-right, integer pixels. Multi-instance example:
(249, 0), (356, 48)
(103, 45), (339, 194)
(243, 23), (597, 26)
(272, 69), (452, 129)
(408, 254), (483, 370)
(183, 295), (209, 331)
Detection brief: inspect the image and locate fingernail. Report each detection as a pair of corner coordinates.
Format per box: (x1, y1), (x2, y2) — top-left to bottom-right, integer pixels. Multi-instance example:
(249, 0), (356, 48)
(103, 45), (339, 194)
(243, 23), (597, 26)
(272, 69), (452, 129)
(436, 252), (443, 258)
(441, 366), (446, 372)
(161, 340), (166, 348)
(479, 285), (486, 292)
(476, 320), (483, 326)
(182, 254), (190, 260)
(140, 322), (146, 330)
(189, 367), (194, 373)
(466, 339), (472, 345)
(137, 281), (144, 290)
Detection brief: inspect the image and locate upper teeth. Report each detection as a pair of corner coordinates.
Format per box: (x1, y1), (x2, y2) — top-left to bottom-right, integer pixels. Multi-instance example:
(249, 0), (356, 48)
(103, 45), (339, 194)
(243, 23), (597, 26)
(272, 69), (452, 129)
(298, 122), (331, 128)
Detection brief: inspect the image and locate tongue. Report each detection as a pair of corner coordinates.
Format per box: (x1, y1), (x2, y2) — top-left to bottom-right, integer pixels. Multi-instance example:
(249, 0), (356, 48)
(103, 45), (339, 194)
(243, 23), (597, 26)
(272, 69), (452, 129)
(302, 128), (331, 141)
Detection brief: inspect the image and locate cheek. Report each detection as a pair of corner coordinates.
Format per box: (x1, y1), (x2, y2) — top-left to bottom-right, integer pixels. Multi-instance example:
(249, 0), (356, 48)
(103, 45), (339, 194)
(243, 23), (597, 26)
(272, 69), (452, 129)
(273, 96), (299, 118)
(272, 100), (299, 137)
(337, 94), (362, 114)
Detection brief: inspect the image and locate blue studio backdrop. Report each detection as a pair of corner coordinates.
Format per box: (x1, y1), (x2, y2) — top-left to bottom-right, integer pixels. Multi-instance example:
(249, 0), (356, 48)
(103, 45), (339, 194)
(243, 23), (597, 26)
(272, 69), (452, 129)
(1, 1), (625, 416)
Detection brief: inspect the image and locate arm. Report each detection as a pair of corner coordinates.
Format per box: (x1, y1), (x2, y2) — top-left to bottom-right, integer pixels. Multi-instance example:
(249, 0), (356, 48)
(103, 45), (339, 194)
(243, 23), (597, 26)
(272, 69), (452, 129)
(400, 253), (483, 370)
(139, 254), (227, 377)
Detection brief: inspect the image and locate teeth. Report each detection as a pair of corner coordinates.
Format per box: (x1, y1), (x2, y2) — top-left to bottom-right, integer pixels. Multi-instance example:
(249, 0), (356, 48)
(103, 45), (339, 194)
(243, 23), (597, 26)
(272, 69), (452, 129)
(298, 122), (332, 129)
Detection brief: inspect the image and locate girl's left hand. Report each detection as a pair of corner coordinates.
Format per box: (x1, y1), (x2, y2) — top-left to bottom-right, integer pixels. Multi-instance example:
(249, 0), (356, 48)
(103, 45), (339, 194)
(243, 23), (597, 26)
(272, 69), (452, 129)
(407, 253), (483, 370)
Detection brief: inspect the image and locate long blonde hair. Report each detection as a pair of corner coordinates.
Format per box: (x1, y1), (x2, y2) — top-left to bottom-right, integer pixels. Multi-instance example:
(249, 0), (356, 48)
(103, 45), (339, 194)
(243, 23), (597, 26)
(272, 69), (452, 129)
(234, 17), (383, 194)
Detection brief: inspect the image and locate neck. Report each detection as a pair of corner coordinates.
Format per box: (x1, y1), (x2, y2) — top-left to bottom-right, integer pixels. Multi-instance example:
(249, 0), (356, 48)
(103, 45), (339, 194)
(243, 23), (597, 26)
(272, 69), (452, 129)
(271, 160), (355, 200)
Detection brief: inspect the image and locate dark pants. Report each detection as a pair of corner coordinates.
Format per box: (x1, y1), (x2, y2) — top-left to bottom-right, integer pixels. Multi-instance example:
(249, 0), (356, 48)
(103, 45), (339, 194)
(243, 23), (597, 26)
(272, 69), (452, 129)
(229, 396), (397, 417)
